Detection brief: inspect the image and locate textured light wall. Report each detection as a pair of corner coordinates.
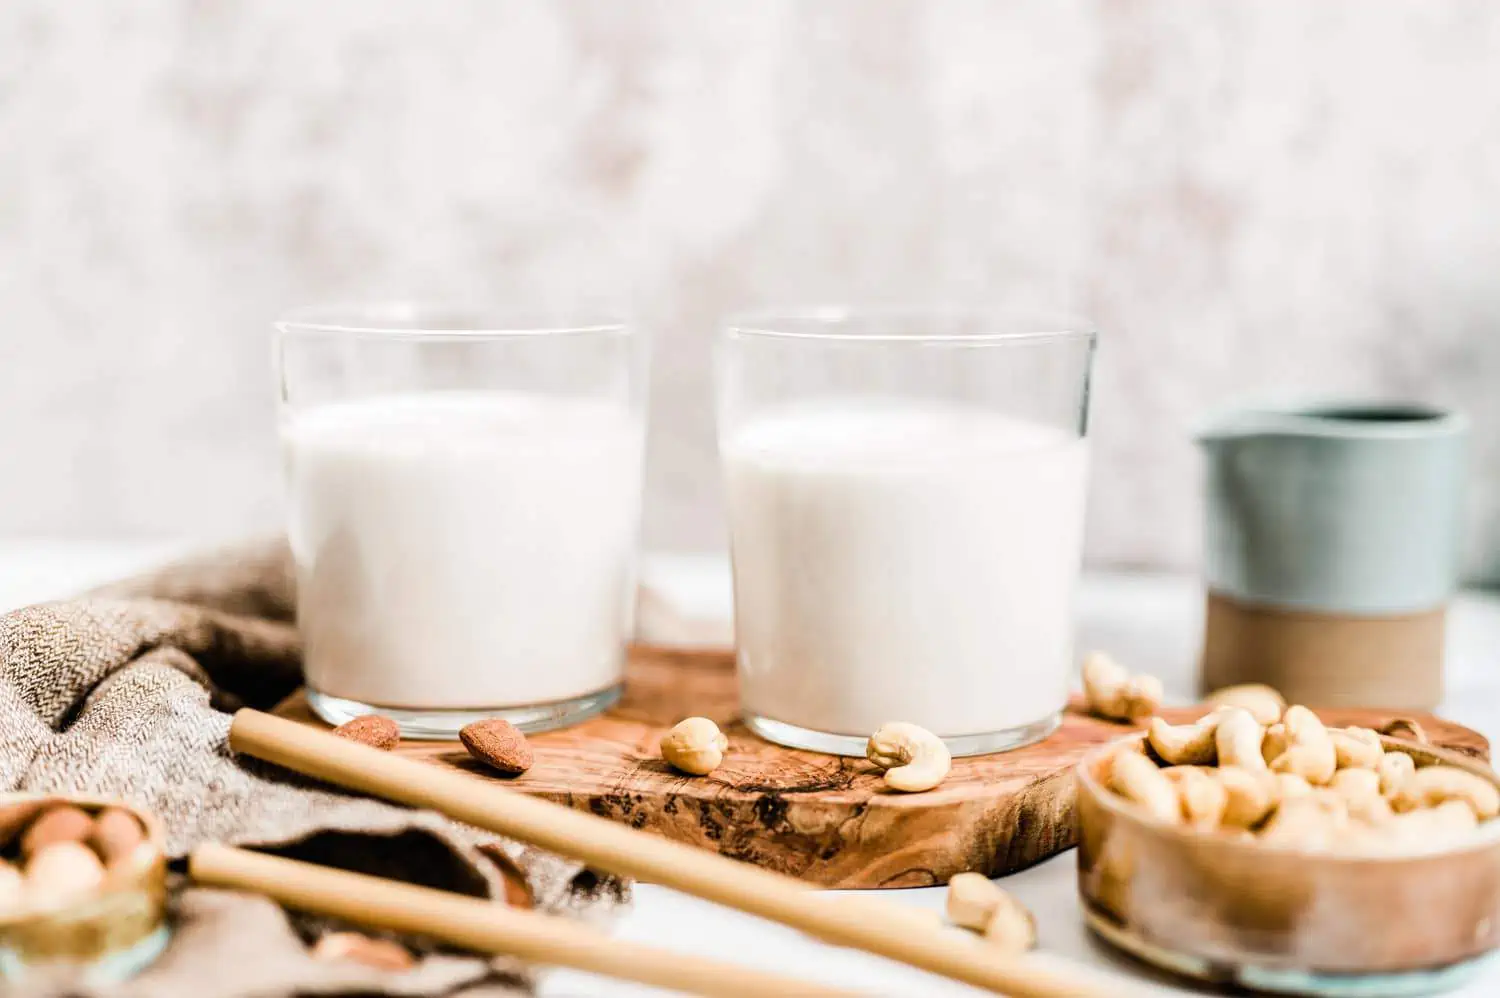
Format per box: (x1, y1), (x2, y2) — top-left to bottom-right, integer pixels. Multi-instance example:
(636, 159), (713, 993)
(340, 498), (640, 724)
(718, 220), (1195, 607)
(2, 0), (1498, 574)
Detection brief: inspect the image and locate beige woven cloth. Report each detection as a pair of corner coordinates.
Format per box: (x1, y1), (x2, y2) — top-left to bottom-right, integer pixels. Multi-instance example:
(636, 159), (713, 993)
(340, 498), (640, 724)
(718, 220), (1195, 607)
(1, 540), (624, 997)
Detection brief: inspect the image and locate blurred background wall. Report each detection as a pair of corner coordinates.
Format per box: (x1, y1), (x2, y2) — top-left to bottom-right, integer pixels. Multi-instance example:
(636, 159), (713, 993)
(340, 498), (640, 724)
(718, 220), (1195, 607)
(2, 0), (1498, 574)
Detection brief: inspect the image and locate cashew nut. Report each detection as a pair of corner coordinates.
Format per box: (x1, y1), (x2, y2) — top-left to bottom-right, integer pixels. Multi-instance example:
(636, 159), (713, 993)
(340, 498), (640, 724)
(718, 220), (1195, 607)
(1379, 718), (1429, 744)
(1330, 767), (1381, 801)
(1259, 793), (1348, 850)
(1345, 789), (1395, 827)
(1273, 772), (1313, 800)
(1109, 749), (1181, 824)
(982, 891), (1038, 953)
(1148, 715), (1220, 766)
(1205, 683), (1286, 725)
(660, 717), (729, 776)
(1329, 769), (1393, 826)
(1270, 706), (1336, 785)
(24, 841), (106, 911)
(1377, 750), (1416, 797)
(1390, 765), (1500, 820)
(1329, 727), (1384, 770)
(945, 872), (1004, 931)
(1365, 800), (1479, 854)
(1262, 723), (1288, 765)
(1214, 708), (1267, 772)
(1215, 766), (1277, 828)
(866, 722), (951, 793)
(1081, 652), (1161, 722)
(1164, 766), (1228, 828)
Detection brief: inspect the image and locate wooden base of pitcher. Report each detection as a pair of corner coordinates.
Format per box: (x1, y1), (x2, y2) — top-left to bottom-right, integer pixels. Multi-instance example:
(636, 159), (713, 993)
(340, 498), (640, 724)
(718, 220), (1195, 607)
(1201, 592), (1445, 710)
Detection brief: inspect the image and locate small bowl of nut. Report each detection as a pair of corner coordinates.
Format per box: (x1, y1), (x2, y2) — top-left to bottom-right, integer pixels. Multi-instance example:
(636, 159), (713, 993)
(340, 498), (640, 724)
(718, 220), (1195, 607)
(0, 794), (169, 985)
(1076, 696), (1500, 996)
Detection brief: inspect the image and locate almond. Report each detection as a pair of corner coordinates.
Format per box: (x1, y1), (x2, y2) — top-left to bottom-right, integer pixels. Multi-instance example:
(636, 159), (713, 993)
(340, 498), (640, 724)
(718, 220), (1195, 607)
(332, 715), (400, 750)
(311, 931), (415, 972)
(460, 719), (533, 775)
(89, 807), (146, 866)
(20, 805), (94, 859)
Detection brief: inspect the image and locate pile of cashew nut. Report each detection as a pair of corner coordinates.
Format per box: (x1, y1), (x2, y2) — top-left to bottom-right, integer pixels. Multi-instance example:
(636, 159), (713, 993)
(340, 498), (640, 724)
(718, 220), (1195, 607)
(658, 717), (957, 794)
(1103, 682), (1500, 854)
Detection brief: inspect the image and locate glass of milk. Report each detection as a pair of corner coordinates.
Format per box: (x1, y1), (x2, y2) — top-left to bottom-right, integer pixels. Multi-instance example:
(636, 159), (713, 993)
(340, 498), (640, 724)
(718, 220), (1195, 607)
(716, 308), (1095, 757)
(275, 304), (647, 738)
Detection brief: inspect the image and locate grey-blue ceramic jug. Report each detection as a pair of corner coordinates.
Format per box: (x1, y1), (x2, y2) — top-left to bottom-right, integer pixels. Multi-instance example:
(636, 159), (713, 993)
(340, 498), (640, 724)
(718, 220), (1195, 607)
(1197, 400), (1466, 709)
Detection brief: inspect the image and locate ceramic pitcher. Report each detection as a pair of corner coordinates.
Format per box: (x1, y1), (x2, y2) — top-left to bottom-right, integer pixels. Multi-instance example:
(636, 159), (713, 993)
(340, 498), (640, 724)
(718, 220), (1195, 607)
(1197, 401), (1466, 709)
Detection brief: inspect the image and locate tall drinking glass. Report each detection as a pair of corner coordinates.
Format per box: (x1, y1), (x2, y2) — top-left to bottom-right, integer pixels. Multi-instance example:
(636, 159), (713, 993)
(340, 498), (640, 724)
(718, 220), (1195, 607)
(716, 308), (1095, 756)
(275, 304), (647, 738)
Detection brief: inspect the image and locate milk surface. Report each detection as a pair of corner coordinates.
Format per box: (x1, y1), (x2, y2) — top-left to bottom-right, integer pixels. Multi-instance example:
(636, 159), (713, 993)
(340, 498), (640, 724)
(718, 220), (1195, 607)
(724, 402), (1088, 738)
(283, 393), (643, 710)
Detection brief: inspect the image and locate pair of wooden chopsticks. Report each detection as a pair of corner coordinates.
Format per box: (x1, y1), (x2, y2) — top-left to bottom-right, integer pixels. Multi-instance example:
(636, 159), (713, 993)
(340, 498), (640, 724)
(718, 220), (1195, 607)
(192, 710), (1123, 996)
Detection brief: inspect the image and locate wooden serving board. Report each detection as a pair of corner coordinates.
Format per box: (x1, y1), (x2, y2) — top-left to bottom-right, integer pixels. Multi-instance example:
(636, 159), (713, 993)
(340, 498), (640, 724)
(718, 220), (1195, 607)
(274, 646), (1489, 889)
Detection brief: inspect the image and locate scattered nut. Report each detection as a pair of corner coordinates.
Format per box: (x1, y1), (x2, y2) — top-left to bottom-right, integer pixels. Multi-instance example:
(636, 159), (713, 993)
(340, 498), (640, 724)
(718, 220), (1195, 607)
(1215, 766), (1276, 828)
(1379, 718), (1429, 744)
(332, 715), (400, 750)
(945, 871), (1005, 931)
(20, 805), (94, 860)
(982, 891), (1037, 954)
(867, 722), (951, 793)
(1165, 766), (1228, 828)
(1147, 715), (1220, 766)
(1214, 708), (1267, 772)
(1390, 765), (1500, 820)
(460, 719), (534, 775)
(1377, 751), (1416, 797)
(1109, 750), (1180, 824)
(1205, 684), (1286, 725)
(311, 931), (416, 972)
(24, 841), (105, 910)
(661, 717), (729, 776)
(1329, 727), (1384, 770)
(88, 808), (146, 867)
(1081, 652), (1161, 722)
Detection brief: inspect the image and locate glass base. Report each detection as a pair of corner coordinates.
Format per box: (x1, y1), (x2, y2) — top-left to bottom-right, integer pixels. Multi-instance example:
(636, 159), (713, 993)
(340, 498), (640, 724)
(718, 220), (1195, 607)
(306, 684), (622, 740)
(741, 710), (1061, 758)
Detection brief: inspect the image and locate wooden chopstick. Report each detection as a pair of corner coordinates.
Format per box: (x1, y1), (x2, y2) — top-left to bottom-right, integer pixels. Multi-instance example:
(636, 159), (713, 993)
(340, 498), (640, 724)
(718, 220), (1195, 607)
(189, 844), (853, 998)
(230, 709), (1122, 996)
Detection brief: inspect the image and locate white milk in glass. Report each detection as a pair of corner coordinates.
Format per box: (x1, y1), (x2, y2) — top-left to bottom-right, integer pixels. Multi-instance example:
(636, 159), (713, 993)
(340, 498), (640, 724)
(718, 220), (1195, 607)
(724, 401), (1088, 740)
(283, 392), (643, 711)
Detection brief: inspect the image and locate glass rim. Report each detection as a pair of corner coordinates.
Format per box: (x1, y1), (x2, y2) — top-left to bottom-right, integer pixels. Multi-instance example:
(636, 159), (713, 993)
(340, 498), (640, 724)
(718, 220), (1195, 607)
(722, 306), (1097, 345)
(274, 302), (632, 340)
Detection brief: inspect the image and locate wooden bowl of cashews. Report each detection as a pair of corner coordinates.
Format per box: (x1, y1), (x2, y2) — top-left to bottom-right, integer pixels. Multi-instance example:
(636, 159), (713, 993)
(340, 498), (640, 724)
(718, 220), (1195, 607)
(1075, 695), (1500, 996)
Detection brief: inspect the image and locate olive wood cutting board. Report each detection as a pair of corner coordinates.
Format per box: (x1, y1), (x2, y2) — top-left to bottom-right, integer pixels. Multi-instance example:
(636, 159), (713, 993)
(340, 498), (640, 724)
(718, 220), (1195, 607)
(273, 645), (1489, 889)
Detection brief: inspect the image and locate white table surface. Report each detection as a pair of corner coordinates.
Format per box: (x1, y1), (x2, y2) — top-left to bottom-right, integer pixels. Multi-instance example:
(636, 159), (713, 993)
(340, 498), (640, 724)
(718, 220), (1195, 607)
(5, 538), (1499, 996)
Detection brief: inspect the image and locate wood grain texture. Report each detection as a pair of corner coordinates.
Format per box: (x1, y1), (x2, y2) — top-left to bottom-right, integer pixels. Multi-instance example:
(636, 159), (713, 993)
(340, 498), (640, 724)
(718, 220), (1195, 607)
(274, 646), (1490, 889)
